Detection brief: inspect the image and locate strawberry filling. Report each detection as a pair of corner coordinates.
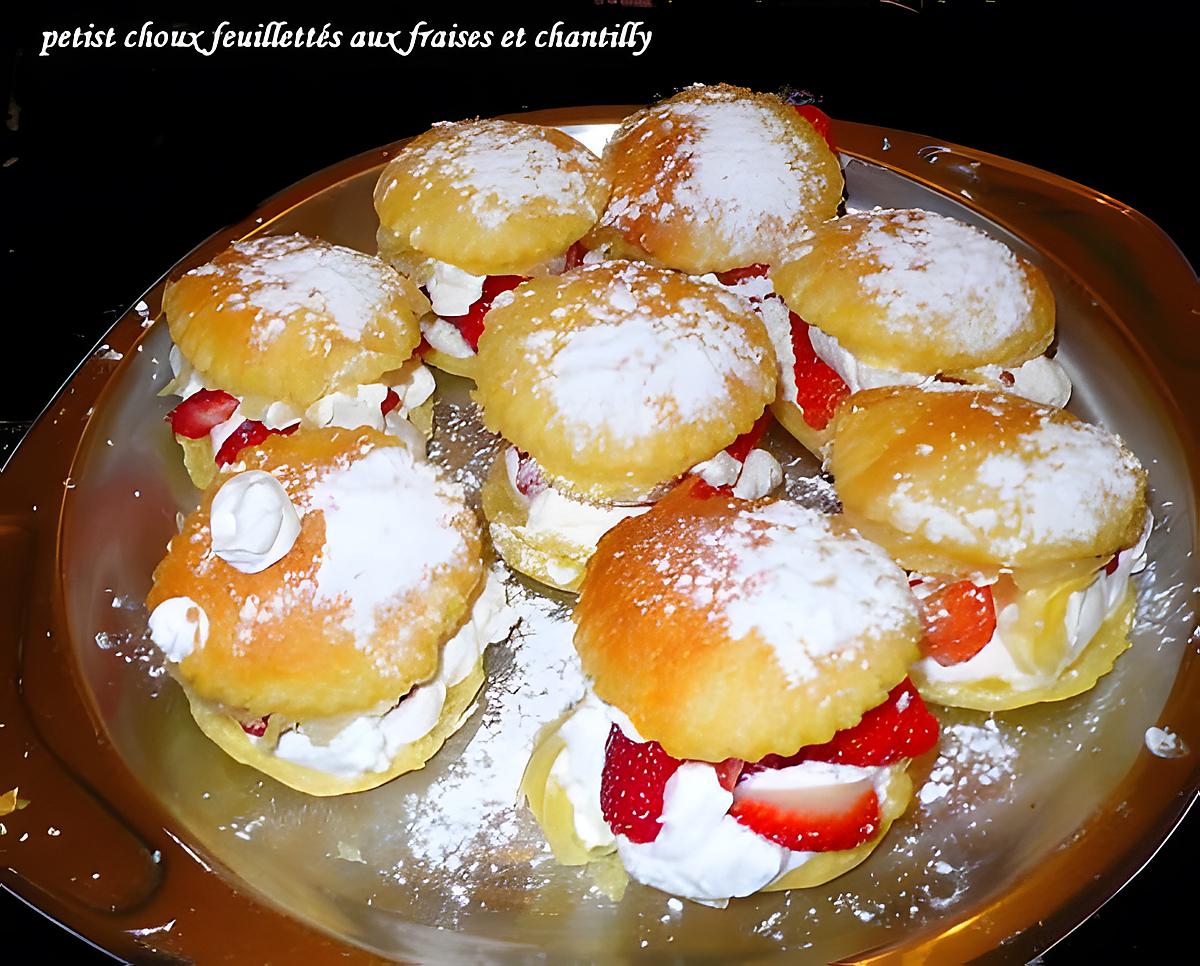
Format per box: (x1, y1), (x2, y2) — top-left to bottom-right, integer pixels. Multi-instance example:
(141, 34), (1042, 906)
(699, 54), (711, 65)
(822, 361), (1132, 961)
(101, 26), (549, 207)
(381, 387), (401, 416)
(214, 420), (299, 467)
(240, 715), (270, 738)
(599, 725), (682, 844)
(789, 312), (850, 430)
(597, 679), (938, 852)
(715, 263), (770, 287)
(793, 103), (836, 152)
(917, 580), (998, 667)
(563, 240), (588, 271)
(723, 411), (773, 464)
(441, 274), (528, 352)
(167, 389), (239, 439)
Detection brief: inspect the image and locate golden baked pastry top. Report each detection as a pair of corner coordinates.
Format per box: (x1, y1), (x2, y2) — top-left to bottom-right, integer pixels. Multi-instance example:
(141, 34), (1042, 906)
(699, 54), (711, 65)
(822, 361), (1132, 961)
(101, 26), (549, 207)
(374, 118), (609, 277)
(830, 385), (1147, 575)
(589, 84), (843, 274)
(772, 209), (1055, 373)
(573, 481), (920, 762)
(164, 234), (427, 409)
(147, 428), (483, 721)
(472, 261), (776, 501)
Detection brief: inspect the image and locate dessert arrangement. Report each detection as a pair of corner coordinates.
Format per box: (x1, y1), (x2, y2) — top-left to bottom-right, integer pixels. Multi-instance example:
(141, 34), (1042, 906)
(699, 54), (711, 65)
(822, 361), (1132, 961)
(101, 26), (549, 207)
(140, 83), (1154, 919)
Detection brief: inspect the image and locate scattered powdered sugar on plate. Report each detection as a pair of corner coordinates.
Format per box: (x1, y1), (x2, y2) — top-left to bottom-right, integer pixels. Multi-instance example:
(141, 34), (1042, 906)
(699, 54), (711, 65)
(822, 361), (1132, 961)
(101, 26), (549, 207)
(1144, 726), (1188, 758)
(918, 718), (1020, 809)
(387, 581), (589, 907)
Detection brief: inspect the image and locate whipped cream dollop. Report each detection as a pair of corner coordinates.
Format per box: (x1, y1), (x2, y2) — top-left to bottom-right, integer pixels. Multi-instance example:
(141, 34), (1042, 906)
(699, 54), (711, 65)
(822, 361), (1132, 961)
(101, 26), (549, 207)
(504, 447), (649, 549)
(267, 570), (517, 778)
(548, 698), (894, 904)
(690, 448), (783, 500)
(916, 513), (1152, 689)
(210, 470), (301, 574)
(426, 260), (486, 317)
(148, 596), (209, 662)
(420, 316), (476, 358)
(807, 325), (1072, 408)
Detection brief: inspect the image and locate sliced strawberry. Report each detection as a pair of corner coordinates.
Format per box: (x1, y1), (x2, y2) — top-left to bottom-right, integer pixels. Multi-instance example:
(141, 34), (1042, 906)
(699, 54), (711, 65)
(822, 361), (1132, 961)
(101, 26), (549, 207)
(688, 477), (724, 500)
(563, 240), (588, 271)
(600, 724), (682, 844)
(239, 715), (270, 738)
(789, 312), (850, 430)
(442, 274), (528, 351)
(1103, 554), (1120, 576)
(415, 335), (434, 357)
(214, 420), (298, 467)
(920, 580), (998, 667)
(381, 387), (401, 416)
(731, 784), (879, 852)
(715, 263), (770, 286)
(712, 758), (745, 792)
(167, 389), (239, 439)
(793, 104), (836, 152)
(724, 411), (773, 464)
(753, 679), (939, 771)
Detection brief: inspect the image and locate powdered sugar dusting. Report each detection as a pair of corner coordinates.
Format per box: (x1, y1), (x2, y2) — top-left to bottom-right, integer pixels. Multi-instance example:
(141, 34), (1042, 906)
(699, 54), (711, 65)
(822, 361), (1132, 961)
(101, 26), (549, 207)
(718, 503), (916, 684)
(400, 119), (601, 230)
(602, 87), (836, 250)
(194, 234), (405, 344)
(310, 443), (473, 653)
(851, 209), (1033, 348)
(519, 263), (769, 448)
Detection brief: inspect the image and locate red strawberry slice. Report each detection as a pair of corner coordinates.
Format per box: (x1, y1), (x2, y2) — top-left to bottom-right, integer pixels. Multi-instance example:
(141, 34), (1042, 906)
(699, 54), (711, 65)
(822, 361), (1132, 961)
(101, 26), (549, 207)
(167, 389), (239, 439)
(715, 263), (770, 286)
(240, 715), (270, 737)
(793, 104), (836, 152)
(731, 783), (879, 852)
(789, 312), (850, 430)
(600, 724), (682, 844)
(563, 240), (588, 271)
(1103, 553), (1120, 576)
(381, 387), (401, 416)
(443, 274), (528, 351)
(920, 580), (998, 667)
(724, 411), (773, 464)
(752, 679), (939, 771)
(214, 420), (298, 467)
(712, 758), (746, 792)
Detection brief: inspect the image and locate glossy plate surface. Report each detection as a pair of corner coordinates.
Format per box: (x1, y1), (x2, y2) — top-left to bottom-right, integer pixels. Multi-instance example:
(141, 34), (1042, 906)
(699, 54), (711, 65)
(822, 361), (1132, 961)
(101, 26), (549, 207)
(1, 107), (1197, 963)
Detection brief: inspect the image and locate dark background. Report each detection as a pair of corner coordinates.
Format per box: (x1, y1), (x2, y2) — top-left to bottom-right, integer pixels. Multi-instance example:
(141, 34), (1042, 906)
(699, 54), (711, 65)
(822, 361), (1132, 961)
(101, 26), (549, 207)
(1, 0), (1195, 960)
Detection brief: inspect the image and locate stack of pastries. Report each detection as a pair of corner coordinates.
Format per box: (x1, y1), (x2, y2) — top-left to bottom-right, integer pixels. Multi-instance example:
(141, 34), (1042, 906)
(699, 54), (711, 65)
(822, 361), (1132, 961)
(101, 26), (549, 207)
(142, 84), (1154, 911)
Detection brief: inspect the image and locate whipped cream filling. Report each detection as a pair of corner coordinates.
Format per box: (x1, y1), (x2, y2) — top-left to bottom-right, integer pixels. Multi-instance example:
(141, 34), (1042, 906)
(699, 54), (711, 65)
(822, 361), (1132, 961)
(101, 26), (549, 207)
(916, 513), (1152, 689)
(148, 596), (209, 662)
(504, 447), (649, 550)
(168, 345), (436, 455)
(263, 570), (517, 779)
(549, 696), (894, 904)
(210, 471), (301, 573)
(425, 260), (485, 316)
(807, 326), (1072, 408)
(421, 315), (476, 358)
(690, 448), (783, 500)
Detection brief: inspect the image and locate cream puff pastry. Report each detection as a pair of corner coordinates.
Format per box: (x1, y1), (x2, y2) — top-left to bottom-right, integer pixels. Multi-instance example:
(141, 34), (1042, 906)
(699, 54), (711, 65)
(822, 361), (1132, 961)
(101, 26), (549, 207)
(145, 427), (517, 795)
(162, 234), (434, 489)
(373, 118), (609, 378)
(472, 260), (779, 591)
(586, 84), (842, 274)
(767, 208), (1068, 454)
(830, 385), (1149, 710)
(522, 480), (938, 904)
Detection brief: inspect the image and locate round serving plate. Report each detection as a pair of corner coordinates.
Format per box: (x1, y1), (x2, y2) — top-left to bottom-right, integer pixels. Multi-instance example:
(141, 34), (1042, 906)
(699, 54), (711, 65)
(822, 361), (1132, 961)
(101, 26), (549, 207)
(1, 107), (1197, 963)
